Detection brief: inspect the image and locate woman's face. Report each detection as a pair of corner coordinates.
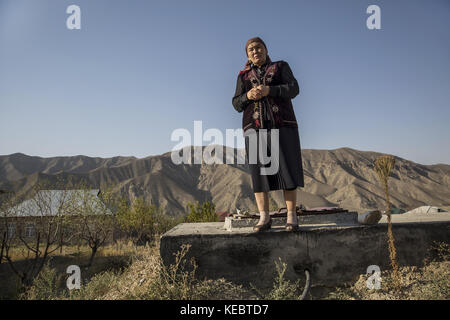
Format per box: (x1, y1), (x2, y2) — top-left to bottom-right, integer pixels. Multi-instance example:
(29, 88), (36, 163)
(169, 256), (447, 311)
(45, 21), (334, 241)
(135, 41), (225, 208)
(247, 42), (267, 66)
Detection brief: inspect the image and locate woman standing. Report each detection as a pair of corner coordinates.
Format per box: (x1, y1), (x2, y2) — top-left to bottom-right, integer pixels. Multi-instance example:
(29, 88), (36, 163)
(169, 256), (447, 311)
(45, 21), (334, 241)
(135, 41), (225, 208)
(232, 37), (304, 232)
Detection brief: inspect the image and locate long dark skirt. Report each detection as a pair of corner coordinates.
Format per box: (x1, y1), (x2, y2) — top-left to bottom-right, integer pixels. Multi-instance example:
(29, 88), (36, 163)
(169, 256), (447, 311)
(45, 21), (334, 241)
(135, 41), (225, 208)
(244, 125), (305, 193)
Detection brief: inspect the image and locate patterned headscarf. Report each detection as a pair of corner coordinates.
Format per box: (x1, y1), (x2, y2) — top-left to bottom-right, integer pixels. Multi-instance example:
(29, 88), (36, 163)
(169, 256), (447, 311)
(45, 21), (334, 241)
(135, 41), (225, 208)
(242, 37), (272, 73)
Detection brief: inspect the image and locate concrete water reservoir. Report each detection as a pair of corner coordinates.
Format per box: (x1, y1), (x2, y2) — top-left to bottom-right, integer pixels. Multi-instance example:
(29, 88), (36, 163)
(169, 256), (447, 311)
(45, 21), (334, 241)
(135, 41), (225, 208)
(160, 210), (450, 290)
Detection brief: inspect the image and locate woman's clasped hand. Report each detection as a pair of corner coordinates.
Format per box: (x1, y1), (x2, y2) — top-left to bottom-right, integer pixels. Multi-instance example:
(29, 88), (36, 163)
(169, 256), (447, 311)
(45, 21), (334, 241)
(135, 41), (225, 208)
(246, 84), (270, 101)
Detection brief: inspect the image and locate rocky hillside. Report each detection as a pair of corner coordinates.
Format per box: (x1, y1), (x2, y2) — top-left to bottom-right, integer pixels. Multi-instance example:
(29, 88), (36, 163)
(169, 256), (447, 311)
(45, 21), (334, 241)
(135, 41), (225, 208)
(1, 147), (449, 216)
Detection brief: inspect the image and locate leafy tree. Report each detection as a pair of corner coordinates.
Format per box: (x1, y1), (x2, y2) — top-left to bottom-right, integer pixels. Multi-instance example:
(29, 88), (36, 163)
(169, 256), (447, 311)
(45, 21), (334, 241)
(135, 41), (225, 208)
(185, 200), (218, 223)
(116, 196), (177, 245)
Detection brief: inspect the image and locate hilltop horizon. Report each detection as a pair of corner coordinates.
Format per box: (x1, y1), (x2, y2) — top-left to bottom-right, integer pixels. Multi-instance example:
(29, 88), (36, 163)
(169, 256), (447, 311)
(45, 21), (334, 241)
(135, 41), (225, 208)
(2, 145), (449, 166)
(1, 147), (449, 216)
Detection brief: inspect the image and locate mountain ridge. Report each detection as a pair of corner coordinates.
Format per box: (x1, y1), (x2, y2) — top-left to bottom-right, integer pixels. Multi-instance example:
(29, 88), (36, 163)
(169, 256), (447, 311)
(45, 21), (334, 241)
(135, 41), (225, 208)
(1, 146), (449, 216)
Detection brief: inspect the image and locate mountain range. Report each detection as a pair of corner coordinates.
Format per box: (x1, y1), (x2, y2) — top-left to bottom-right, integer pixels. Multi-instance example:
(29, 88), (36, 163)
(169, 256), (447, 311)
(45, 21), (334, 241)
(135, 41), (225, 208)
(1, 146), (449, 216)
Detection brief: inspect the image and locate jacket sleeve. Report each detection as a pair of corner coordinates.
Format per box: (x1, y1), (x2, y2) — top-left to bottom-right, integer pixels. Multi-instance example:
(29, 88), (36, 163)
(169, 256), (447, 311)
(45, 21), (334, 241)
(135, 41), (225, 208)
(232, 73), (251, 113)
(268, 61), (299, 100)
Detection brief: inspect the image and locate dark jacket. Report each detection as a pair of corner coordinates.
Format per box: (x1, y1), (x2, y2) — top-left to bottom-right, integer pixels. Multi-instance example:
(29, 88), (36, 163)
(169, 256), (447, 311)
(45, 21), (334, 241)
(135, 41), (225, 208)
(232, 60), (300, 132)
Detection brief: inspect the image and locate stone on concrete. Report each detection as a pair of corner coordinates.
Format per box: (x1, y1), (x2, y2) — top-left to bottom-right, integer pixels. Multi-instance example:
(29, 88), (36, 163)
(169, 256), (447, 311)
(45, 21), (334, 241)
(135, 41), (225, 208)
(358, 210), (382, 225)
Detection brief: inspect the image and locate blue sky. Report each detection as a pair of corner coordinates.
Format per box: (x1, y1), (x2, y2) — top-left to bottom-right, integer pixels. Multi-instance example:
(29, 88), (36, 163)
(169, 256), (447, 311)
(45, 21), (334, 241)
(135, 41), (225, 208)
(1, 0), (449, 165)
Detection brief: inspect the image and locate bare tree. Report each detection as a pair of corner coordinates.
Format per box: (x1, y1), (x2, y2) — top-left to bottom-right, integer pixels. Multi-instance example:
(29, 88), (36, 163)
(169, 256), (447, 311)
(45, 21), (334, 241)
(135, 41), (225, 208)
(0, 232), (5, 264)
(69, 182), (117, 268)
(0, 178), (75, 287)
(0, 191), (15, 264)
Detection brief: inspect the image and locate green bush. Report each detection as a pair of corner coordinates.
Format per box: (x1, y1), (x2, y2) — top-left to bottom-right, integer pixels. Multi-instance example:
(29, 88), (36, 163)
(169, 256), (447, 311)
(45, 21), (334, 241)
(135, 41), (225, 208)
(251, 258), (308, 300)
(70, 271), (120, 300)
(116, 197), (179, 244)
(23, 260), (67, 300)
(185, 200), (218, 223)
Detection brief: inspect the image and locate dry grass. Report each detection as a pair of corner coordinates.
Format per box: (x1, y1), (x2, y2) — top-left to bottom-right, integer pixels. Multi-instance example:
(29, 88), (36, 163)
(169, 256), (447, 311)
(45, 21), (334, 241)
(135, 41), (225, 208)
(5, 239), (139, 263)
(0, 240), (138, 299)
(326, 242), (450, 300)
(69, 241), (253, 300)
(5, 239), (448, 300)
(15, 238), (253, 300)
(326, 261), (449, 300)
(21, 239), (303, 300)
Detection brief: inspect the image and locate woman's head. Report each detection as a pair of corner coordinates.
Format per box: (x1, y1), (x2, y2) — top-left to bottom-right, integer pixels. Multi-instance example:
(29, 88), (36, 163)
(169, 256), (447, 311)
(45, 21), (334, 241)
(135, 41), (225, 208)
(246, 37), (268, 66)
(242, 37), (272, 71)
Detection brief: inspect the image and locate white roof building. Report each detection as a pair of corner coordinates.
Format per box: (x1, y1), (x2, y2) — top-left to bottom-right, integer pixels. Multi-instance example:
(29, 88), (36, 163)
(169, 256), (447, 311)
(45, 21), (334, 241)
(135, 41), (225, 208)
(0, 189), (113, 217)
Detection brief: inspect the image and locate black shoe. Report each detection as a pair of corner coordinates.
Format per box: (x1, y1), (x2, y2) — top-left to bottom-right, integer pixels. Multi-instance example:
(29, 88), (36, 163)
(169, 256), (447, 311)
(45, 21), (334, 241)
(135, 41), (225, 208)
(253, 218), (272, 232)
(285, 223), (300, 232)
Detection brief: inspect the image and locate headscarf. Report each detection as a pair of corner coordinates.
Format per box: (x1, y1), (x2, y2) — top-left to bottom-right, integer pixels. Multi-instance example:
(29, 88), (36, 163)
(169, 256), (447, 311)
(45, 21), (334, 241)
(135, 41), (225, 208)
(241, 37), (272, 73)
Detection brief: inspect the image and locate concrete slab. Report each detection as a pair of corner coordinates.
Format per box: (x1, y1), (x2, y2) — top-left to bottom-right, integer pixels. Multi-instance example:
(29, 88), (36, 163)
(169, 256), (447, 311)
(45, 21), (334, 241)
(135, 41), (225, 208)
(379, 211), (450, 224)
(160, 213), (450, 290)
(404, 206), (448, 215)
(224, 211), (358, 231)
